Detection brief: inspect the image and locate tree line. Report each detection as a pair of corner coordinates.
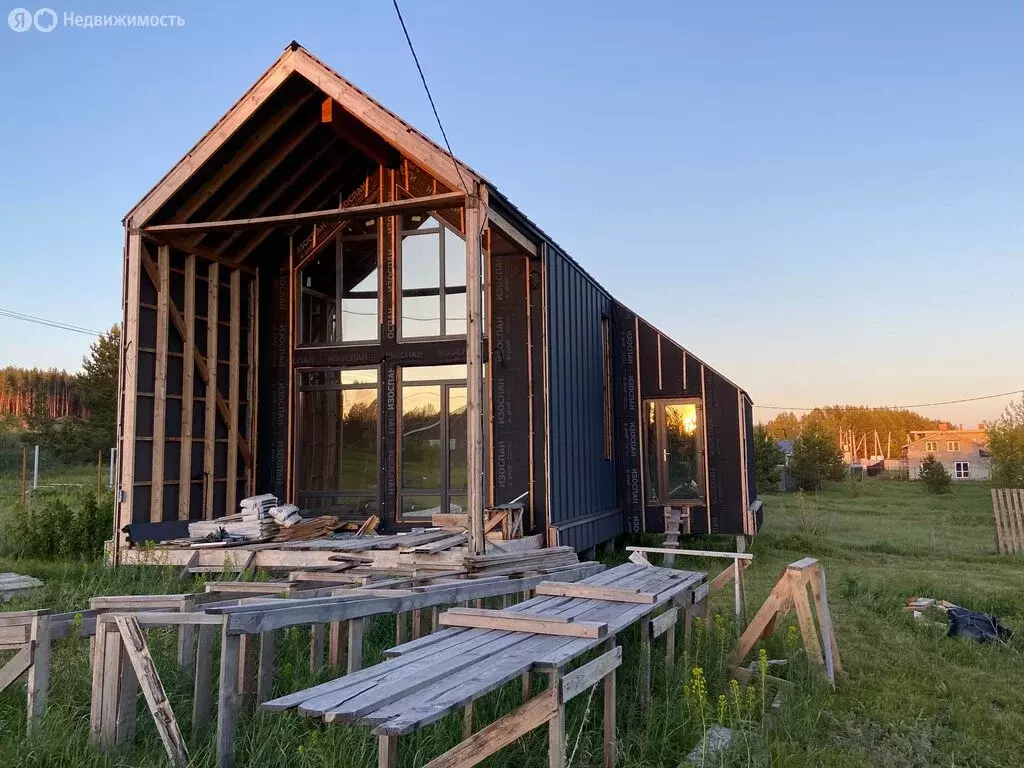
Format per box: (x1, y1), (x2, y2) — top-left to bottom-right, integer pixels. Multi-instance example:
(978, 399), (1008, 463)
(1, 327), (120, 464)
(0, 367), (88, 420)
(761, 405), (946, 457)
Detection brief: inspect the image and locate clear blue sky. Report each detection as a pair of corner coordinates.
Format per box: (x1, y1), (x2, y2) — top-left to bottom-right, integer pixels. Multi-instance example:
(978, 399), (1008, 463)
(1, 1), (1021, 426)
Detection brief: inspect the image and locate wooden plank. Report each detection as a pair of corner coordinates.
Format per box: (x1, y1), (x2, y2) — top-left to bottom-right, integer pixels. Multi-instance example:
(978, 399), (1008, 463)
(310, 623), (325, 673)
(650, 607), (678, 639)
(560, 646), (622, 702)
(0, 625), (30, 644)
(788, 571), (824, 671)
(992, 489), (1007, 554)
(787, 557), (819, 571)
(328, 620), (348, 669)
(420, 688), (557, 768)
(179, 254), (196, 520)
(378, 734), (398, 768)
(626, 546), (753, 561)
(204, 261), (219, 519)
(443, 607), (572, 624)
(548, 669), (566, 768)
(348, 618), (364, 673)
(115, 231), (142, 557)
(534, 582), (655, 604)
(227, 269), (241, 516)
(217, 632), (241, 768)
(438, 612), (607, 639)
(467, 188), (485, 554)
(99, 621), (124, 746)
(258, 631), (276, 704)
(811, 565), (842, 682)
(89, 621), (108, 743)
(602, 638), (616, 768)
(0, 645), (32, 694)
(728, 582), (791, 666)
(151, 244), (170, 523)
(639, 616), (651, 712)
(115, 616), (188, 768)
(145, 192), (466, 235)
(193, 624), (216, 738)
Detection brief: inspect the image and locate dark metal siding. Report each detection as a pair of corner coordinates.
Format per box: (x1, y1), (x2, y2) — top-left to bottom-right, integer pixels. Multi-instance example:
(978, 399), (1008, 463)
(545, 244), (618, 550)
(704, 368), (745, 534)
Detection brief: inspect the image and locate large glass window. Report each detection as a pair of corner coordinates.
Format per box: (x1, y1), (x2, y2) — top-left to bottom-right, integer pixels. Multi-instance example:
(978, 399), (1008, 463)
(643, 399), (704, 505)
(300, 223), (379, 345)
(296, 367), (379, 516)
(399, 214), (469, 339)
(399, 365), (469, 521)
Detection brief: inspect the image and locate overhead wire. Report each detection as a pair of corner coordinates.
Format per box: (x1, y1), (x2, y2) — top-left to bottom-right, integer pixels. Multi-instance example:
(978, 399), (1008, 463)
(391, 0), (472, 197)
(0, 307), (107, 337)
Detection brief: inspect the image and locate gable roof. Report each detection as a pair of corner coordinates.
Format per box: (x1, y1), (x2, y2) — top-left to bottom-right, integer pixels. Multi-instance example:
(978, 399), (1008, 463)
(125, 42), (483, 227)
(903, 430), (988, 449)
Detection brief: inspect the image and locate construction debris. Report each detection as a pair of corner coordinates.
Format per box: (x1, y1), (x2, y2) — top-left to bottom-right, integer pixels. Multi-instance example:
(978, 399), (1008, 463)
(684, 725), (733, 765)
(0, 572), (44, 602)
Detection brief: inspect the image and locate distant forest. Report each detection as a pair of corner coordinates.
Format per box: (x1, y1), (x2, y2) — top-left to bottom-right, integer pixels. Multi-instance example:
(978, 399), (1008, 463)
(0, 367), (88, 421)
(0, 328), (119, 463)
(761, 406), (949, 458)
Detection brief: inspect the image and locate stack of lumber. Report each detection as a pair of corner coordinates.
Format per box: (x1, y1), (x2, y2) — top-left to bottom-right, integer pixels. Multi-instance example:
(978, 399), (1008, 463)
(464, 545), (579, 575)
(0, 572), (44, 602)
(273, 516), (342, 543)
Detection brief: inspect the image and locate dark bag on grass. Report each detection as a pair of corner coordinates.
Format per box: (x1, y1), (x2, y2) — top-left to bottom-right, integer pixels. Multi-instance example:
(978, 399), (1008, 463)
(946, 607), (1013, 643)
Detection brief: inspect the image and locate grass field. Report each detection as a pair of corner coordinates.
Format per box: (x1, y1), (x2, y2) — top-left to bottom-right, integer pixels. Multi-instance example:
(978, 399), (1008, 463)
(1, 477), (1022, 767)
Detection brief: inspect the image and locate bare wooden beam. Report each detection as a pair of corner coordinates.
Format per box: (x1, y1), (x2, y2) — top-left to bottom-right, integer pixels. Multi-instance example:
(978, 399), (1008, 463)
(216, 144), (349, 262)
(142, 191), (465, 236)
(204, 262), (219, 519)
(190, 120), (321, 249)
(227, 270), (241, 516)
(179, 255), (195, 520)
(321, 97), (400, 168)
(141, 232), (257, 274)
(151, 245), (170, 523)
(466, 186), (486, 555)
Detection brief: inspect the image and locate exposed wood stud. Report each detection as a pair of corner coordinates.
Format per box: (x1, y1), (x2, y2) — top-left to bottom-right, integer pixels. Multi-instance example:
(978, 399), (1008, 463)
(227, 269), (241, 516)
(204, 263), (219, 519)
(179, 254), (196, 520)
(151, 245), (170, 522)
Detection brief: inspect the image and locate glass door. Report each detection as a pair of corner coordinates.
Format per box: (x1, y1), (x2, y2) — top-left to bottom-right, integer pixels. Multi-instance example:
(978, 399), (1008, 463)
(399, 365), (469, 522)
(644, 398), (705, 505)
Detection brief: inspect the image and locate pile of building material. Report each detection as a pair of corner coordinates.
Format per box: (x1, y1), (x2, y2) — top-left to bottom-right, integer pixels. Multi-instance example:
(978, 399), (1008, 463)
(0, 572), (44, 602)
(267, 503), (302, 528)
(274, 516), (342, 543)
(189, 494), (282, 542)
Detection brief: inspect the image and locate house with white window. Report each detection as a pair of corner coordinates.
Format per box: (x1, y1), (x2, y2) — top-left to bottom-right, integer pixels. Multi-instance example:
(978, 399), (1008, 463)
(903, 425), (990, 481)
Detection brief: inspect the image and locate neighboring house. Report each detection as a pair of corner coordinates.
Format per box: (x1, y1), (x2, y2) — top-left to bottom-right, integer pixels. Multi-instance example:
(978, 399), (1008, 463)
(903, 425), (990, 481)
(776, 440), (800, 491)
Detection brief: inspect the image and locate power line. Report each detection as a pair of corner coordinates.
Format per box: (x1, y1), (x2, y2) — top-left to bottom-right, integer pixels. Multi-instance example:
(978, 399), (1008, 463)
(753, 389), (1024, 412)
(391, 0), (471, 196)
(0, 308), (106, 337)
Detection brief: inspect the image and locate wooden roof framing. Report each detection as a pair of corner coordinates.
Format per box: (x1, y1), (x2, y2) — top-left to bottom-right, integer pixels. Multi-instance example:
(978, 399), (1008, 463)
(125, 43), (483, 258)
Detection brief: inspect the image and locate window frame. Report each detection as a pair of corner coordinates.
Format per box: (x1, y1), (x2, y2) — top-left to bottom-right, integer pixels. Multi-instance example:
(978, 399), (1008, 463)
(397, 217), (469, 342)
(293, 366), (381, 513)
(642, 397), (706, 507)
(397, 364), (471, 523)
(955, 461), (970, 479)
(947, 440), (960, 452)
(924, 441), (937, 452)
(297, 230), (381, 348)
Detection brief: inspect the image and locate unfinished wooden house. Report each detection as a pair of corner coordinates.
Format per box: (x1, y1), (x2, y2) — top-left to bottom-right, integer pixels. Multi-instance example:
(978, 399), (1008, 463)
(113, 42), (760, 562)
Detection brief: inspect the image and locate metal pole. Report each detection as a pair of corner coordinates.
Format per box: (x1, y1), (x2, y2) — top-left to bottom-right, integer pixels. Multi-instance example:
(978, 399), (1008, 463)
(109, 447), (116, 489)
(32, 445), (39, 490)
(20, 445), (27, 503)
(465, 185), (486, 555)
(97, 449), (103, 498)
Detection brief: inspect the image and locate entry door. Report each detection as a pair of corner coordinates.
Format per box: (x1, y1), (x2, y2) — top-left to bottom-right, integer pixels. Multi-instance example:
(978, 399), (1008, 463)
(643, 399), (705, 505)
(399, 366), (469, 522)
